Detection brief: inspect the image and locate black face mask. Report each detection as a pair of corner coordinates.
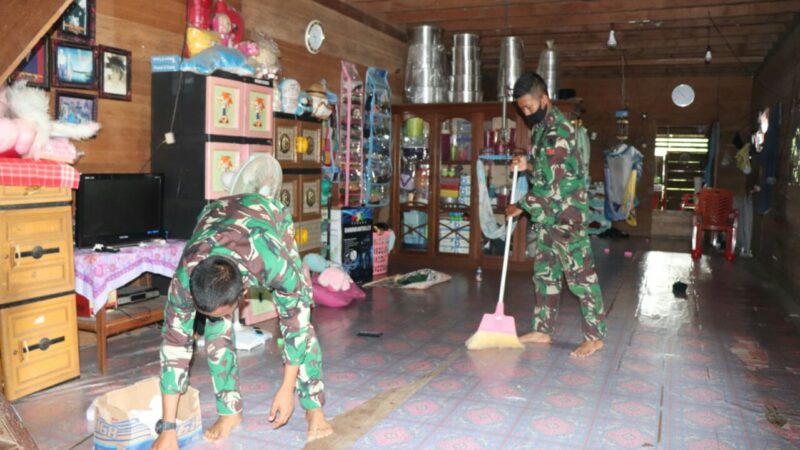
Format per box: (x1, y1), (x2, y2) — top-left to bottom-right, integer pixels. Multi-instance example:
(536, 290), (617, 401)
(524, 104), (547, 128)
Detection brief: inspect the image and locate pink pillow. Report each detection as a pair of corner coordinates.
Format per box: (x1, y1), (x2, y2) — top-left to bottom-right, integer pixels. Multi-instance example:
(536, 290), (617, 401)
(311, 275), (366, 308)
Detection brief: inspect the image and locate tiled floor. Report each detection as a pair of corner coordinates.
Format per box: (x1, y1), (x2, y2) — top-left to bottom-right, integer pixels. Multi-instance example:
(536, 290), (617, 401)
(13, 237), (800, 449)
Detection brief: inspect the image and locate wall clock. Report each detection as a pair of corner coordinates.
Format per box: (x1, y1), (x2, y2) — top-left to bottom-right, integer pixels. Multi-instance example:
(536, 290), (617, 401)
(672, 84), (695, 108)
(305, 20), (325, 54)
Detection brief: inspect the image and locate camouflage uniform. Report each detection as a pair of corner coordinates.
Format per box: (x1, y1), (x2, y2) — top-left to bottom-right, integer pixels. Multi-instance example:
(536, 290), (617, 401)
(516, 107), (607, 341)
(160, 194), (325, 415)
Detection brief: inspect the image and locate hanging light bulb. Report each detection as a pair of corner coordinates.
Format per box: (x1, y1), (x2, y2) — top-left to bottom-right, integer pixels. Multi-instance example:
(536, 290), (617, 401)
(705, 45), (712, 64)
(607, 24), (617, 49)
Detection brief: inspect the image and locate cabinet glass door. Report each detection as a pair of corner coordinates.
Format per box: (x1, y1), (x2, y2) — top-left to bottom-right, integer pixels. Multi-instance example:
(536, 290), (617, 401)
(399, 116), (430, 251)
(479, 116), (516, 256)
(438, 118), (472, 255)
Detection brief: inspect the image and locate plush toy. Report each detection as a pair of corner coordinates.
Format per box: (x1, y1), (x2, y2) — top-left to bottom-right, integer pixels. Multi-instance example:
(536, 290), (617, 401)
(306, 82), (333, 120)
(211, 0), (243, 47)
(236, 32), (281, 79)
(313, 267), (366, 308)
(186, 27), (221, 57)
(0, 81), (99, 163)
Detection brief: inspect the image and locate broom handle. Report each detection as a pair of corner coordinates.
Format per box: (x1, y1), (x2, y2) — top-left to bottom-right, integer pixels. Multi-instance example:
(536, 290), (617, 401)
(497, 165), (520, 306)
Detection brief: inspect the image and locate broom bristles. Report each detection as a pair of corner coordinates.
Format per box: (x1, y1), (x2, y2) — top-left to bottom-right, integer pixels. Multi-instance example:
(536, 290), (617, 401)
(466, 330), (523, 350)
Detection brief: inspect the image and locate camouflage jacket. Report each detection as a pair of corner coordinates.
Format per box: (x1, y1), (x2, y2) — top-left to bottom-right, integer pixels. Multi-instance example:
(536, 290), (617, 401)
(517, 106), (588, 233)
(160, 194), (314, 395)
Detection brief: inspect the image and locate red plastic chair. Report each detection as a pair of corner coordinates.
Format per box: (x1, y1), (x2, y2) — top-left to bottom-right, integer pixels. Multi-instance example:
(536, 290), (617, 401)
(691, 188), (739, 261)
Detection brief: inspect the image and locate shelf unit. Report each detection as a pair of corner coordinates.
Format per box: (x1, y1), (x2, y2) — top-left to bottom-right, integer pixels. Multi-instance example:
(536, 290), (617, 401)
(390, 101), (583, 271)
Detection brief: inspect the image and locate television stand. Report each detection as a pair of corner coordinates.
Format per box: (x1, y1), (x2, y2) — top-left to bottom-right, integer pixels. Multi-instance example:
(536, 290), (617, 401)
(74, 240), (186, 374)
(77, 297), (166, 374)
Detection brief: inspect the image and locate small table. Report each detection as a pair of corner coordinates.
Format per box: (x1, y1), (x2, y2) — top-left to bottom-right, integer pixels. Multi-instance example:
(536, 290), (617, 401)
(74, 240), (185, 374)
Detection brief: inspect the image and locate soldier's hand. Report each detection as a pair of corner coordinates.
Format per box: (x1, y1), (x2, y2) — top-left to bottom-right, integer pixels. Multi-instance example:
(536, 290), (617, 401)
(506, 205), (523, 218)
(269, 385), (295, 429)
(511, 155), (528, 172)
(151, 431), (178, 450)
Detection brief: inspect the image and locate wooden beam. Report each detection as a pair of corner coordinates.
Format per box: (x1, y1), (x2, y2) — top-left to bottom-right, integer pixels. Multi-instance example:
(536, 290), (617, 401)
(352, 0), (771, 16)
(473, 22), (790, 44)
(376, 0), (798, 23)
(0, 0), (73, 83)
(311, 0), (407, 42)
(393, 1), (800, 30)
(479, 35), (778, 54)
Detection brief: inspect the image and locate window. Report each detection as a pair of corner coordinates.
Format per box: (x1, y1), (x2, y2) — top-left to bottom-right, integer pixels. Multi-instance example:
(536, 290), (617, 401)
(654, 130), (709, 210)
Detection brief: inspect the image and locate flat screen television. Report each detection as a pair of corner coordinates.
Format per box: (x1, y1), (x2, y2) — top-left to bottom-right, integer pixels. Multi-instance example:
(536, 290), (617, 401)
(75, 173), (165, 248)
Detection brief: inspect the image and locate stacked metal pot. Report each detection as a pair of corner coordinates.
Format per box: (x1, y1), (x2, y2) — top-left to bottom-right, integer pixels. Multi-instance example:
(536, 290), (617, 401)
(449, 33), (483, 103)
(404, 25), (447, 103)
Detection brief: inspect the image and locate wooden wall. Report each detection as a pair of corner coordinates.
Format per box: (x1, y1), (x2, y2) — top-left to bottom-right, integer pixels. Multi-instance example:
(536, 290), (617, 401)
(242, 0), (406, 97)
(560, 74), (753, 236)
(68, 0), (405, 174)
(749, 24), (800, 296)
(69, 0), (195, 173)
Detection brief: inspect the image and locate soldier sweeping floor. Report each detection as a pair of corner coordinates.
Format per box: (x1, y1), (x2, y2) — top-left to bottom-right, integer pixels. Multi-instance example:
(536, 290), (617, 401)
(506, 72), (607, 358)
(152, 191), (332, 449)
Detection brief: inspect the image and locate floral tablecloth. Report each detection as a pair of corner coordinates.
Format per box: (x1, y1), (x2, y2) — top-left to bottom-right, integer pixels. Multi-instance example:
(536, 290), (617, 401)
(74, 240), (186, 313)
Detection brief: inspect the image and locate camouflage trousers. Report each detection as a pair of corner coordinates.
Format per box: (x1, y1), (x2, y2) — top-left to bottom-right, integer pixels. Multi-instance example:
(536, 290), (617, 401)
(200, 314), (326, 415)
(531, 226), (607, 341)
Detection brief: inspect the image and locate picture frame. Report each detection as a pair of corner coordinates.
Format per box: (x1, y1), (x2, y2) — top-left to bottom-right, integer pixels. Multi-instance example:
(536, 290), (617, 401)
(204, 142), (248, 200)
(10, 36), (50, 89)
(54, 91), (98, 124)
(52, 40), (98, 90)
(99, 46), (132, 101)
(58, 0), (96, 43)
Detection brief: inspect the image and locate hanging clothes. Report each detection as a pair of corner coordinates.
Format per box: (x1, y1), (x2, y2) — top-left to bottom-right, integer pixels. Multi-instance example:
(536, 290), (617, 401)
(757, 104), (780, 214)
(704, 122), (720, 186)
(586, 181), (611, 235)
(576, 126), (591, 186)
(603, 143), (643, 223)
(476, 159), (527, 240)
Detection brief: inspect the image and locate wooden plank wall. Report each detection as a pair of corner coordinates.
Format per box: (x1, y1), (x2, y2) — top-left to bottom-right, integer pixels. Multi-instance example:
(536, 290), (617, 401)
(242, 0), (406, 97)
(749, 24), (800, 296)
(560, 74), (753, 236)
(67, 0), (405, 173)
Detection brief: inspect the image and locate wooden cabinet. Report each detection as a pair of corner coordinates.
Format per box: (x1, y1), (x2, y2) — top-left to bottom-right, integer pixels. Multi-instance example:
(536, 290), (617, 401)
(0, 295), (80, 400)
(390, 101), (582, 271)
(0, 190), (79, 400)
(151, 71), (274, 239)
(273, 113), (324, 256)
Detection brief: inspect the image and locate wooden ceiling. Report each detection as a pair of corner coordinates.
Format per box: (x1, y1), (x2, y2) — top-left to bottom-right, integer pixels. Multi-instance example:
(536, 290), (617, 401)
(340, 0), (800, 77)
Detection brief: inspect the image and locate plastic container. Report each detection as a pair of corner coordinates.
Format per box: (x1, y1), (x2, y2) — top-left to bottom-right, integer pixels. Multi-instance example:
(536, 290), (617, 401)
(372, 230), (391, 275)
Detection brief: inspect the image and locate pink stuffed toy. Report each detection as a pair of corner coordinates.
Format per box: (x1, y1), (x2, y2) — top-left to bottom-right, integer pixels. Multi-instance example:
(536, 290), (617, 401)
(312, 267), (366, 308)
(0, 81), (99, 163)
(211, 0), (243, 47)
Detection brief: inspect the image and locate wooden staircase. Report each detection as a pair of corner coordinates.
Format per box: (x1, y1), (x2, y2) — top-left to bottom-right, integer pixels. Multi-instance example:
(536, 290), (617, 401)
(0, 0), (73, 83)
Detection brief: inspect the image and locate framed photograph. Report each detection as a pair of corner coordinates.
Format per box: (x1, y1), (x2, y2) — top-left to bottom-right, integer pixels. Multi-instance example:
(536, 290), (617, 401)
(10, 36), (50, 89)
(55, 91), (97, 124)
(59, 0), (96, 42)
(99, 46), (131, 100)
(52, 40), (98, 90)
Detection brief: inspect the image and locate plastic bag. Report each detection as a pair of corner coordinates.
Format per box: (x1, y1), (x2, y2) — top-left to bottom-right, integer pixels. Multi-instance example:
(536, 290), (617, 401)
(180, 46), (255, 76)
(186, 27), (221, 57)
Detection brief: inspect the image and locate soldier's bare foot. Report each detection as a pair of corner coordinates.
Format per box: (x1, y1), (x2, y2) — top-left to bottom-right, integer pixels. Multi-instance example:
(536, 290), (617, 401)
(520, 332), (552, 344)
(306, 409), (333, 442)
(570, 340), (604, 358)
(203, 413), (242, 442)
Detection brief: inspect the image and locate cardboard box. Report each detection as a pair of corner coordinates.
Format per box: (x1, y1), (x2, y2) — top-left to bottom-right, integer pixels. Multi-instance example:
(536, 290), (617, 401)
(93, 378), (202, 450)
(328, 207), (374, 283)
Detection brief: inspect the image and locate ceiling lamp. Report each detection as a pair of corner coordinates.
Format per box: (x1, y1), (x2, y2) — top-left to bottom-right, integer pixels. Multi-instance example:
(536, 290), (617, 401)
(607, 24), (617, 49)
(705, 45), (712, 64)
